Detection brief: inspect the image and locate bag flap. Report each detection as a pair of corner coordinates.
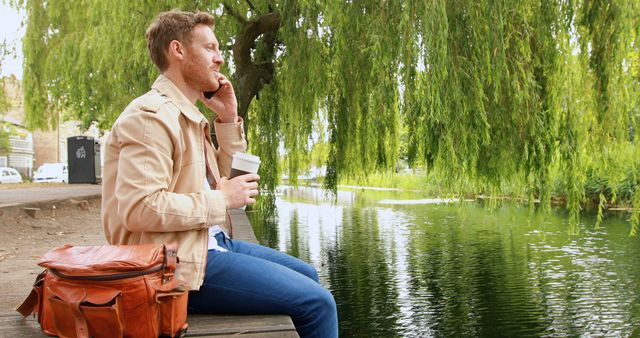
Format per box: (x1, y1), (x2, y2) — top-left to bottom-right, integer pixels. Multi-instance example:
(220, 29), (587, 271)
(48, 282), (121, 306)
(38, 244), (165, 275)
(83, 287), (121, 306)
(48, 282), (87, 304)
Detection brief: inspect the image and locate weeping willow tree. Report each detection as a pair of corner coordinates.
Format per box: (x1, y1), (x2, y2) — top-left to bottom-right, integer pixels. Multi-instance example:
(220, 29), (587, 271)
(11, 0), (640, 231)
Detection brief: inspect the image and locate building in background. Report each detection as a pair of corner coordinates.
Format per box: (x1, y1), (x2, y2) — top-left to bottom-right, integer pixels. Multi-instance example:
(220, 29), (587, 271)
(0, 117), (34, 178)
(33, 121), (103, 169)
(1, 76), (33, 177)
(1, 76), (106, 180)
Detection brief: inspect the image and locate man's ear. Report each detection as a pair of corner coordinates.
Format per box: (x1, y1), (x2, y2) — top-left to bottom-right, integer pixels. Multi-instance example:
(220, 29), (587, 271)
(168, 40), (185, 61)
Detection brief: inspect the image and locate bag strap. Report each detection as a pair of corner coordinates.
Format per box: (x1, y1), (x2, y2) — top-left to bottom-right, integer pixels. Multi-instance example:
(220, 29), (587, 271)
(16, 288), (38, 317)
(65, 288), (90, 338)
(16, 270), (46, 317)
(164, 243), (178, 270)
(162, 243), (178, 284)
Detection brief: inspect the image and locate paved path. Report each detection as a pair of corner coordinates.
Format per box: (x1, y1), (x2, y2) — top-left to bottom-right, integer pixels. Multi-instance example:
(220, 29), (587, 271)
(0, 184), (102, 208)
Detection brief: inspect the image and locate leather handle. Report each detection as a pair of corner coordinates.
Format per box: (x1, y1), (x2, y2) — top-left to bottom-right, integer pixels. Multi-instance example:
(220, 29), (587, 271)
(16, 287), (39, 317)
(16, 270), (46, 317)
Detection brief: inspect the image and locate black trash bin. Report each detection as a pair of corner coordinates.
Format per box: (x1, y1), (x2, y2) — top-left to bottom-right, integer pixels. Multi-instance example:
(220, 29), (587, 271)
(67, 136), (101, 184)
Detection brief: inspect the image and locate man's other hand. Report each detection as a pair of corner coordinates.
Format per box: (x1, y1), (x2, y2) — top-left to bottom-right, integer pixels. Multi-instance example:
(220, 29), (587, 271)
(218, 174), (260, 209)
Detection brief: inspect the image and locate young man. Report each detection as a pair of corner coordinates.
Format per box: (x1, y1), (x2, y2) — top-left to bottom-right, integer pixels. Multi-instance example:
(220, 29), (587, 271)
(101, 10), (337, 337)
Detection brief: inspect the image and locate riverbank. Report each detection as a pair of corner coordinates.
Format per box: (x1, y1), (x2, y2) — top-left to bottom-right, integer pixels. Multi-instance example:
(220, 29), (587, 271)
(334, 172), (638, 213)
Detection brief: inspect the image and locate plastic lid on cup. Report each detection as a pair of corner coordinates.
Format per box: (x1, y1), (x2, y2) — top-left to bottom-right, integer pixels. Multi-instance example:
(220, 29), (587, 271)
(233, 152), (261, 164)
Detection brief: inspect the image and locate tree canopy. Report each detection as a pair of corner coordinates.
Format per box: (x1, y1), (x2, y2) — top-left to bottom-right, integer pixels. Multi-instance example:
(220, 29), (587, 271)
(10, 0), (640, 230)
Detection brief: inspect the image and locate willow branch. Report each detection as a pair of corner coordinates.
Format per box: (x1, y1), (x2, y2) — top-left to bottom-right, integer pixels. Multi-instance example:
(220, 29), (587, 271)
(223, 2), (247, 24)
(245, 0), (258, 14)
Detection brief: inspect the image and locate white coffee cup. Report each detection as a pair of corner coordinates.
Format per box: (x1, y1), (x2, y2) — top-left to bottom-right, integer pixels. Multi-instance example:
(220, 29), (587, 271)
(230, 152), (261, 179)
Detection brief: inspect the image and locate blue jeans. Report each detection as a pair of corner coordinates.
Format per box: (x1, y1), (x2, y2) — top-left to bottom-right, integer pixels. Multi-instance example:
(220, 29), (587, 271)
(188, 232), (338, 338)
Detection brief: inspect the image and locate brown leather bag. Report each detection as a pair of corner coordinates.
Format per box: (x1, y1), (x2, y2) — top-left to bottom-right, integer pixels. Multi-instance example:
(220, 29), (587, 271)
(16, 243), (189, 338)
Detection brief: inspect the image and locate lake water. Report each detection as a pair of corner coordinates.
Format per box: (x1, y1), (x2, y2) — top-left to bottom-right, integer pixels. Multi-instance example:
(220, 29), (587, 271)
(248, 186), (640, 337)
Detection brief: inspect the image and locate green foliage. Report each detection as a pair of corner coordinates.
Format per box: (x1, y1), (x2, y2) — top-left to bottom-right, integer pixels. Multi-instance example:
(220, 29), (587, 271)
(341, 171), (432, 192)
(0, 41), (11, 114)
(248, 79), (280, 217)
(0, 126), (10, 155)
(0, 75), (13, 155)
(0, 121), (16, 155)
(11, 0), (640, 232)
(0, 87), (8, 150)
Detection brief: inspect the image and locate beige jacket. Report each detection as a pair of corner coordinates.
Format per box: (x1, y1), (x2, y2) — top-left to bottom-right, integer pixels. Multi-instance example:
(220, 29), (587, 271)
(101, 75), (246, 290)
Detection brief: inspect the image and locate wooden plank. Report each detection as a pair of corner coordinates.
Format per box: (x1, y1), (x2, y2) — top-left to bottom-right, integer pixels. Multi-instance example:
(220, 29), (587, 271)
(0, 314), (298, 337)
(229, 209), (258, 243)
(186, 315), (297, 337)
(0, 314), (46, 338)
(188, 332), (297, 338)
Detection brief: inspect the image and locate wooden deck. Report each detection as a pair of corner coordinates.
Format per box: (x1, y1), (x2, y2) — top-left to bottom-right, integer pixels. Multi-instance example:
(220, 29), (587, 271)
(0, 313), (298, 337)
(2, 209), (299, 338)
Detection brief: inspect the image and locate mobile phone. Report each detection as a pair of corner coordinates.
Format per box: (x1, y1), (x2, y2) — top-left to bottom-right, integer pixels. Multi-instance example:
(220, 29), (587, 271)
(204, 78), (223, 99)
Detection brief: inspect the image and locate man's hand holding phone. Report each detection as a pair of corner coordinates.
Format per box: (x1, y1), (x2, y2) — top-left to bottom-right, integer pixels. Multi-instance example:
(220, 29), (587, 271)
(200, 71), (238, 123)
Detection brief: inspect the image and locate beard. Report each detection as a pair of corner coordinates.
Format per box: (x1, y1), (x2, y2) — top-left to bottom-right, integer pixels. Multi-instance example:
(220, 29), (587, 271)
(181, 54), (220, 93)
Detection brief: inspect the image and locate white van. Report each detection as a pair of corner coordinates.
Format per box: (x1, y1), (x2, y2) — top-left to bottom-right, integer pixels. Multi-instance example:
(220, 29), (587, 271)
(33, 163), (68, 183)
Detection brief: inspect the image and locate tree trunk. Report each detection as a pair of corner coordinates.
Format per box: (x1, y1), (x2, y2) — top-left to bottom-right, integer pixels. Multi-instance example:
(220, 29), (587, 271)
(225, 7), (281, 137)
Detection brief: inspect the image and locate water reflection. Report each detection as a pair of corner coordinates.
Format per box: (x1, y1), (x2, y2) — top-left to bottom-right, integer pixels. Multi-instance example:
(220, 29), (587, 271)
(249, 186), (640, 337)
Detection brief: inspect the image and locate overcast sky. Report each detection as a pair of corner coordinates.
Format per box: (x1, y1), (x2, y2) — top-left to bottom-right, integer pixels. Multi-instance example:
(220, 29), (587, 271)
(1, 3), (25, 79)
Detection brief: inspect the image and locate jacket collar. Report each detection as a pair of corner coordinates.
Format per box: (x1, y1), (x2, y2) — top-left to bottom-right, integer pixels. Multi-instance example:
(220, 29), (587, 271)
(151, 75), (206, 124)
